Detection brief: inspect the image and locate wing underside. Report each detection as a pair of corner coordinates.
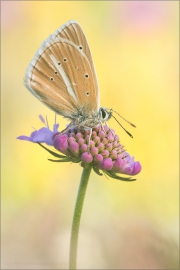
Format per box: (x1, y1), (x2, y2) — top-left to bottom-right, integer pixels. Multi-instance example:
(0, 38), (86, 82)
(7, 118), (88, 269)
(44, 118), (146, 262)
(25, 20), (100, 117)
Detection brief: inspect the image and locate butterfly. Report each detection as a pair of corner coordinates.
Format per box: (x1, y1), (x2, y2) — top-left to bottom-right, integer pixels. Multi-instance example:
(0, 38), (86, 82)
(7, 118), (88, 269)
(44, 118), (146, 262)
(25, 20), (135, 136)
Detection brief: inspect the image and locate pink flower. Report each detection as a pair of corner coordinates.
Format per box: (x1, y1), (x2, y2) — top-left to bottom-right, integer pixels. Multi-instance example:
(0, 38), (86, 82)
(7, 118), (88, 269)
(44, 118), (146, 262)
(53, 125), (142, 180)
(17, 116), (142, 181)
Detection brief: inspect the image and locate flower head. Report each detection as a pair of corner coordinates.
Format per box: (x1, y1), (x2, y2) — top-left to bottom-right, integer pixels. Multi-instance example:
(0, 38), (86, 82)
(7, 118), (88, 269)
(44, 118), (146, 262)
(17, 115), (142, 181)
(53, 125), (141, 180)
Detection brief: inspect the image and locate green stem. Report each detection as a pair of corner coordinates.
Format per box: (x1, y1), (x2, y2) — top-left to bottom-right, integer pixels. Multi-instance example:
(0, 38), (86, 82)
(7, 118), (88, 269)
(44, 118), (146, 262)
(69, 165), (92, 270)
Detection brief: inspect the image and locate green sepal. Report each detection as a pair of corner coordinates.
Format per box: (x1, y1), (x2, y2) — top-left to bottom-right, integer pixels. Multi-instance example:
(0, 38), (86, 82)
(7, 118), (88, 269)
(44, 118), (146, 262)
(37, 142), (67, 158)
(93, 165), (103, 176)
(48, 158), (71, 162)
(71, 157), (81, 163)
(104, 171), (136, 181)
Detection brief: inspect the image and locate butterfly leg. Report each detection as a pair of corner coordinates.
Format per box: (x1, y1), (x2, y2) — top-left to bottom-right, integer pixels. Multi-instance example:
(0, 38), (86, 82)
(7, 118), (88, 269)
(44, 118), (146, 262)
(100, 121), (105, 132)
(60, 122), (78, 134)
(105, 121), (114, 135)
(82, 126), (92, 150)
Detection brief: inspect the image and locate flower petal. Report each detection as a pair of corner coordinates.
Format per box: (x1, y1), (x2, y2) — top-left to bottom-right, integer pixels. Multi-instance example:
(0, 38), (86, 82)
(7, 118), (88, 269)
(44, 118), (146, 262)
(17, 135), (34, 142)
(30, 127), (54, 145)
(17, 115), (60, 146)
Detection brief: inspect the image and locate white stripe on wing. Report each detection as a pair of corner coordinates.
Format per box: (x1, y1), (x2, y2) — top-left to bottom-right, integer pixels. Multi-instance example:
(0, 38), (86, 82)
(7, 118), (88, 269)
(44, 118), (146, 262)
(50, 54), (78, 103)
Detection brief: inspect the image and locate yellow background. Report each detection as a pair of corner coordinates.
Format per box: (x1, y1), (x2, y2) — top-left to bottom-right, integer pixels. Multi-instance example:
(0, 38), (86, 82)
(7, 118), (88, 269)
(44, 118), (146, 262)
(1, 1), (179, 269)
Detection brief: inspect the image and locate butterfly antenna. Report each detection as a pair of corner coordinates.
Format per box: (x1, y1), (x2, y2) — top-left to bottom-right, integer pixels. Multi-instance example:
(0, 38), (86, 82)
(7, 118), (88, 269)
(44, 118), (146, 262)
(111, 109), (136, 128)
(54, 113), (57, 124)
(111, 115), (133, 138)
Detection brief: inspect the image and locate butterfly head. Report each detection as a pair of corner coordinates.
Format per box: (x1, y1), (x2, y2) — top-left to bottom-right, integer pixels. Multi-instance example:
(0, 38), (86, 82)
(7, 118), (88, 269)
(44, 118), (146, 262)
(99, 107), (112, 123)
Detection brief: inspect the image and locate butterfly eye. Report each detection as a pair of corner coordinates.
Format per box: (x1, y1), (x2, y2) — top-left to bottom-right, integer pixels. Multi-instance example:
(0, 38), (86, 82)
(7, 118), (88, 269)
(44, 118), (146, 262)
(50, 77), (54, 81)
(54, 71), (58, 75)
(85, 74), (89, 78)
(99, 108), (111, 121)
(101, 109), (106, 119)
(63, 58), (67, 62)
(79, 45), (83, 50)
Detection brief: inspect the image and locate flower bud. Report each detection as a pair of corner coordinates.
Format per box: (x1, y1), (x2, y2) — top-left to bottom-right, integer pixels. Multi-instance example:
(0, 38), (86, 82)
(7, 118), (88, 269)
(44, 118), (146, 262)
(93, 154), (103, 163)
(81, 152), (93, 164)
(78, 138), (85, 146)
(91, 147), (98, 156)
(76, 132), (83, 140)
(101, 150), (109, 158)
(54, 134), (69, 155)
(68, 137), (76, 144)
(100, 158), (113, 171)
(69, 142), (80, 157)
(81, 144), (88, 153)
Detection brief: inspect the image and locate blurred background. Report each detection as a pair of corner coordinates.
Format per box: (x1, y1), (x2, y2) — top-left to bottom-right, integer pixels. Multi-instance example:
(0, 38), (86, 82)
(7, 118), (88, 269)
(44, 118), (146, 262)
(1, 1), (179, 269)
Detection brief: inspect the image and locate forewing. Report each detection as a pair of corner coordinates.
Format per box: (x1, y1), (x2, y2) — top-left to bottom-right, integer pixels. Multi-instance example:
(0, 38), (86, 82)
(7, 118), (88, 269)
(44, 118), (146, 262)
(53, 20), (100, 108)
(25, 20), (100, 117)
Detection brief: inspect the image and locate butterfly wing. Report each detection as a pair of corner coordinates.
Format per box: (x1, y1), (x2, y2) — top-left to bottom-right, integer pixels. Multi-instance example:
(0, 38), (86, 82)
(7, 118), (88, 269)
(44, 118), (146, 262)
(25, 20), (100, 118)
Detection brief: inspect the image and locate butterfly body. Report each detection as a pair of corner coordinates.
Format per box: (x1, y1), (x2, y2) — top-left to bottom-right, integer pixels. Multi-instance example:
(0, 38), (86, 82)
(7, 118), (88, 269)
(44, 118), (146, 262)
(67, 106), (112, 129)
